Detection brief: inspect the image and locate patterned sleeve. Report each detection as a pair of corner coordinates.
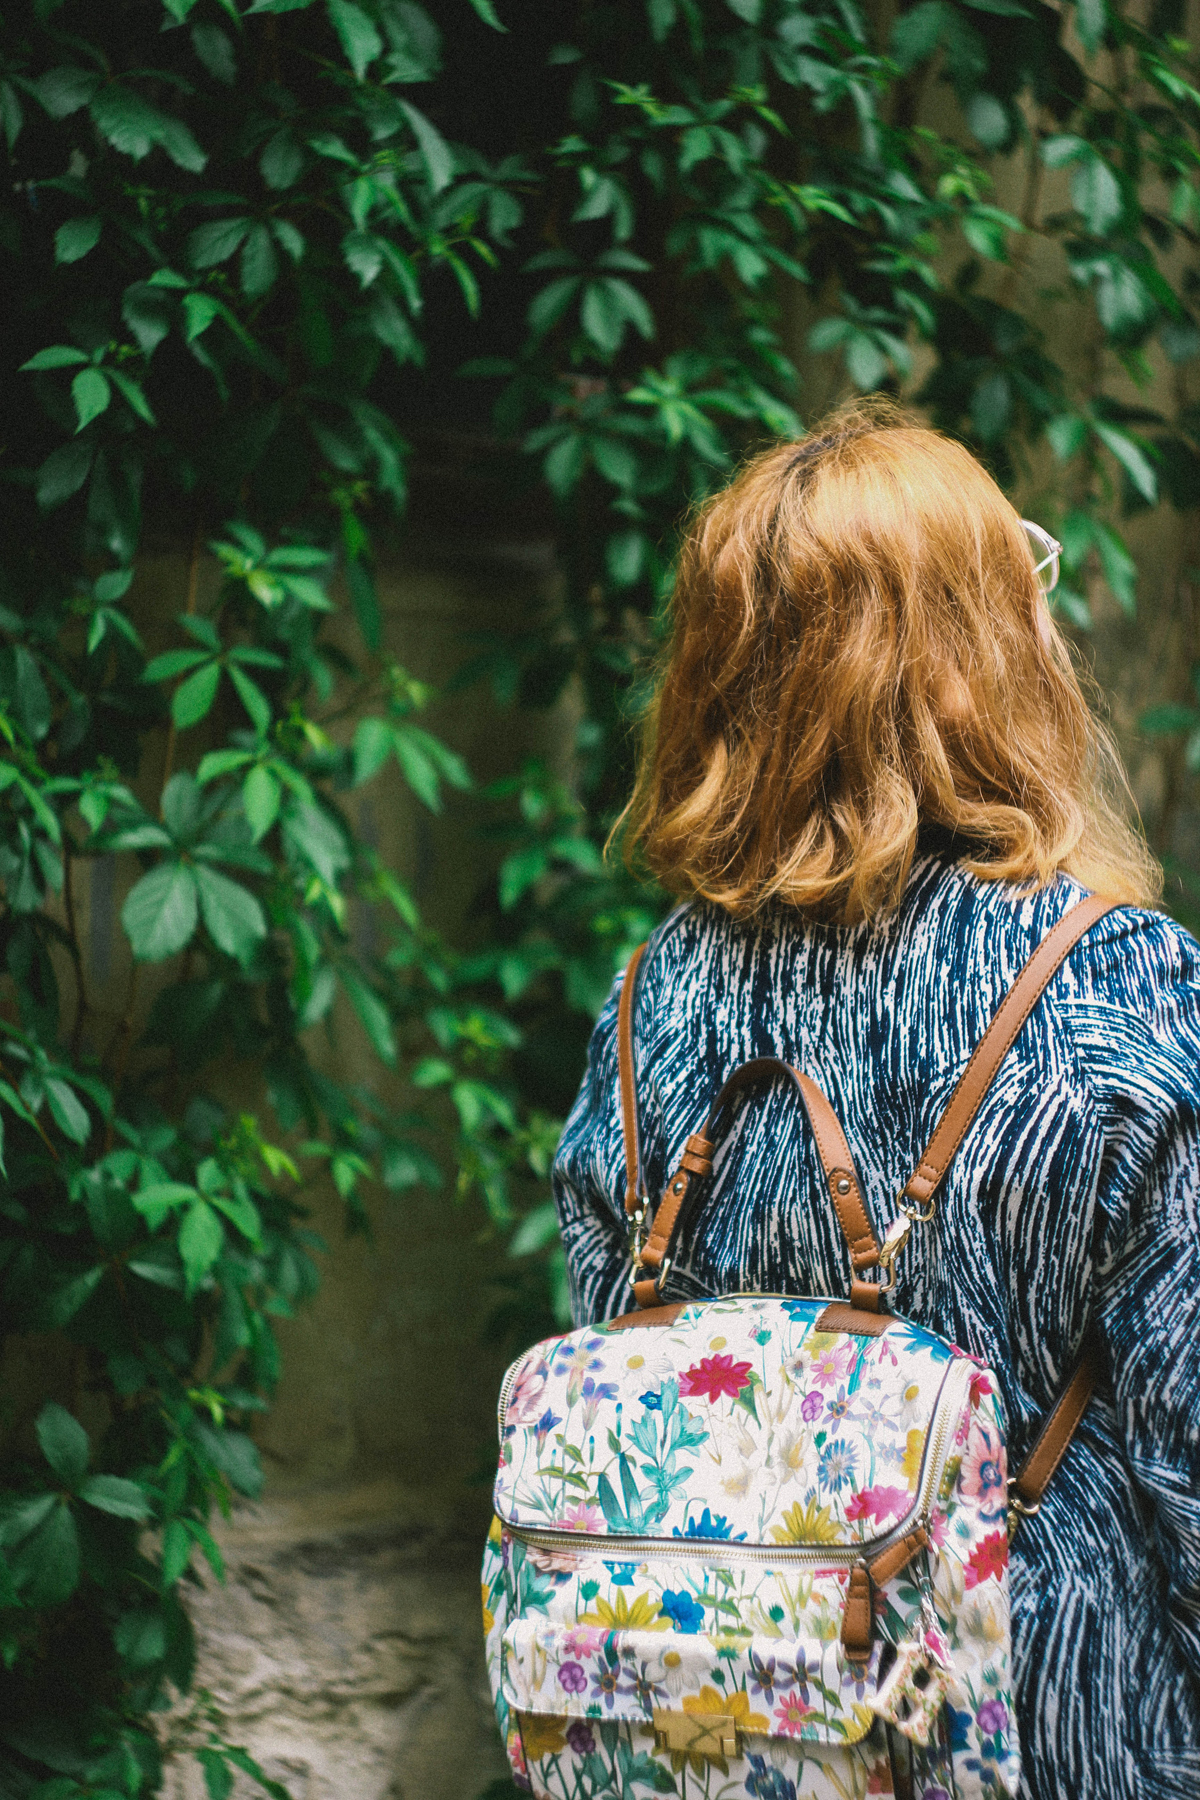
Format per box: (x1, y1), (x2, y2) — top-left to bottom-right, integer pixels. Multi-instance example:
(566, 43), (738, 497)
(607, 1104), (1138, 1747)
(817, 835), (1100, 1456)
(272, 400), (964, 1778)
(1081, 909), (1200, 1676)
(552, 972), (634, 1326)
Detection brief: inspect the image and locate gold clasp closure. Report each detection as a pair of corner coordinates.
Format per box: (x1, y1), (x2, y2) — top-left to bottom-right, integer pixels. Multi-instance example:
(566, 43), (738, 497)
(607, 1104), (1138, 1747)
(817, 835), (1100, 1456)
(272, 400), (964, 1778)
(876, 1213), (912, 1292)
(1006, 1480), (1040, 1541)
(652, 1710), (740, 1761)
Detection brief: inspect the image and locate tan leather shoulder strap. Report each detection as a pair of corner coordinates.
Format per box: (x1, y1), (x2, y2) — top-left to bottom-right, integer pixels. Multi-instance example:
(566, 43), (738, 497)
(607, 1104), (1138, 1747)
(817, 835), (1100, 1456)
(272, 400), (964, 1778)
(903, 894), (1115, 1208)
(1008, 1342), (1099, 1532)
(617, 942), (647, 1215)
(634, 1058), (883, 1311)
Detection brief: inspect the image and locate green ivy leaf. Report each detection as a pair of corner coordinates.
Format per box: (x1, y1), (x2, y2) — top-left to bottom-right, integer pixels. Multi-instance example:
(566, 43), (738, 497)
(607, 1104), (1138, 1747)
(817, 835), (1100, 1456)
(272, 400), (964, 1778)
(14, 1501), (80, 1608)
(133, 1182), (198, 1229)
(179, 1197), (224, 1292)
(35, 1403), (90, 1488)
(44, 1077), (90, 1144)
(72, 367), (111, 432)
(122, 862), (199, 961)
(1141, 702), (1199, 734)
(339, 964), (397, 1065)
(161, 1519), (192, 1588)
(200, 1750), (235, 1800)
(400, 100), (454, 192)
(54, 216), (101, 264)
(78, 1475), (151, 1520)
(194, 864), (267, 965)
(189, 217), (252, 268)
(1071, 153), (1122, 236)
(242, 765), (281, 840)
(328, 0), (383, 78)
(1092, 422), (1157, 503)
(260, 129), (304, 189)
(21, 344), (89, 371)
(172, 659), (221, 727)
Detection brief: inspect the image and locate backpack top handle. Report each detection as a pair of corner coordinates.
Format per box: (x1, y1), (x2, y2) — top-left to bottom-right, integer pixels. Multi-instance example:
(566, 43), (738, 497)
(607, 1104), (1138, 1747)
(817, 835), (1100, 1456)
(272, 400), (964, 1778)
(619, 893), (1114, 1313)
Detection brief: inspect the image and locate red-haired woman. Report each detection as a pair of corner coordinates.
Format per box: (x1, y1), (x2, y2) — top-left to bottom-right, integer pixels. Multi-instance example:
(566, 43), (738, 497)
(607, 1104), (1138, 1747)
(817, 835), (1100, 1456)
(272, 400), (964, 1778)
(553, 406), (1199, 1797)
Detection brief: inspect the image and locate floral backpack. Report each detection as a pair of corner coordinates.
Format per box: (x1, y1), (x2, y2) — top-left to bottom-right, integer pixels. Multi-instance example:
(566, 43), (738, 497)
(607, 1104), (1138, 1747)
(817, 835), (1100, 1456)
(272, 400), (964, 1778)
(483, 896), (1110, 1800)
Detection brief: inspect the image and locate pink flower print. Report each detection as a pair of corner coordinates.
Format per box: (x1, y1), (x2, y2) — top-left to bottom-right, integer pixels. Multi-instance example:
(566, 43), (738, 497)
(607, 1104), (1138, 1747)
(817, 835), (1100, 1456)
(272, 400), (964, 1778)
(969, 1369), (994, 1408)
(560, 1502), (604, 1533)
(559, 1661), (587, 1695)
(679, 1354), (753, 1402)
(844, 1484), (912, 1525)
(810, 1341), (853, 1388)
(800, 1389), (823, 1422)
(928, 1508), (948, 1548)
(562, 1626), (608, 1658)
(964, 1530), (1009, 1590)
(773, 1693), (814, 1735)
(960, 1418), (1007, 1517)
(506, 1356), (549, 1425)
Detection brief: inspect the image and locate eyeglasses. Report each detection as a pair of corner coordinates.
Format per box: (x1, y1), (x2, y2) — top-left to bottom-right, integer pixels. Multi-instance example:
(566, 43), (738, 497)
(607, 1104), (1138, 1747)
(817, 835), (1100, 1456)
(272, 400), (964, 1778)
(1020, 519), (1061, 596)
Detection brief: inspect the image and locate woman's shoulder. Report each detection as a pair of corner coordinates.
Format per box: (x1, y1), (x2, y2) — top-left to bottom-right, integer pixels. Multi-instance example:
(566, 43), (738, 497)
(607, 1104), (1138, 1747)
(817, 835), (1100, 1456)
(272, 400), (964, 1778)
(628, 855), (1200, 1024)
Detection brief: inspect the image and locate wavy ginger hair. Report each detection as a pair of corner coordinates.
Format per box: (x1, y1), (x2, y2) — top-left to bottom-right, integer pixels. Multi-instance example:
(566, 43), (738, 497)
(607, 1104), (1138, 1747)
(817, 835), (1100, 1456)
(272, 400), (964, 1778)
(621, 403), (1160, 922)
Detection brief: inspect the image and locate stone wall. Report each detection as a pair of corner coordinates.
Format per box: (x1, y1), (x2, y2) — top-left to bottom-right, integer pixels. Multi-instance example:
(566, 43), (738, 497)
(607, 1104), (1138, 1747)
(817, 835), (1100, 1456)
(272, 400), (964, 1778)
(162, 1482), (508, 1800)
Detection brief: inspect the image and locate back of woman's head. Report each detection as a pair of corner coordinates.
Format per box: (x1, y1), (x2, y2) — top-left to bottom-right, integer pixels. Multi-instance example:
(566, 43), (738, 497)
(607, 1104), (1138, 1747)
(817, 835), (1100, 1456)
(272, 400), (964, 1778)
(622, 399), (1160, 922)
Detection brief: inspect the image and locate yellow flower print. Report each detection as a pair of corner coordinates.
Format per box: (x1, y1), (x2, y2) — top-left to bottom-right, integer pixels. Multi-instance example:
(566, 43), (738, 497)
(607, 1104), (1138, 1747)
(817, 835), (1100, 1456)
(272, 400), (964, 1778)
(681, 1686), (770, 1735)
(581, 1589), (670, 1630)
(962, 1599), (1004, 1646)
(769, 1496), (843, 1544)
(902, 1427), (925, 1488)
(487, 1514), (503, 1546)
(774, 1429), (807, 1483)
(517, 1711), (567, 1762)
(481, 1584), (494, 1635)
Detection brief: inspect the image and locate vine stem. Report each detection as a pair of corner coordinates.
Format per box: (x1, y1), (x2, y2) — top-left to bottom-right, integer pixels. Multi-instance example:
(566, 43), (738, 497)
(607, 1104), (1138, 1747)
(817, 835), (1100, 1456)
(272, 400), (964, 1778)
(158, 522), (203, 818)
(63, 838), (90, 1060)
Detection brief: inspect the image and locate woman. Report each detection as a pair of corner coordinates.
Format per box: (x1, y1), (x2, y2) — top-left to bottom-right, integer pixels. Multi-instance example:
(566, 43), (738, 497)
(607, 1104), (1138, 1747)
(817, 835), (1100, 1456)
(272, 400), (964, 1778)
(552, 404), (1200, 1798)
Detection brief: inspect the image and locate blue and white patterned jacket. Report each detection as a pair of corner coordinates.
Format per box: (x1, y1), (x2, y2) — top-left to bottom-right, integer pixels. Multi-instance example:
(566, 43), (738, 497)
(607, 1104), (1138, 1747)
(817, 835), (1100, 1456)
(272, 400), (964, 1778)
(552, 844), (1200, 1800)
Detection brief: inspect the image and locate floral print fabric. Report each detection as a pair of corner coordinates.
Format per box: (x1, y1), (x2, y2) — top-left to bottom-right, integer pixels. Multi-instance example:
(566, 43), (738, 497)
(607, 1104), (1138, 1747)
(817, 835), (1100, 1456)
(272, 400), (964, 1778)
(495, 1296), (953, 1547)
(484, 1297), (1019, 1799)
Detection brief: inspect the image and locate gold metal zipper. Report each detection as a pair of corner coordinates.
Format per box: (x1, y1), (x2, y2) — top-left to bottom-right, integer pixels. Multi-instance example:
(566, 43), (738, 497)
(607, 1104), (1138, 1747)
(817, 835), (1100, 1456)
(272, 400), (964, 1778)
(503, 1354), (972, 1571)
(496, 1360), (520, 1443)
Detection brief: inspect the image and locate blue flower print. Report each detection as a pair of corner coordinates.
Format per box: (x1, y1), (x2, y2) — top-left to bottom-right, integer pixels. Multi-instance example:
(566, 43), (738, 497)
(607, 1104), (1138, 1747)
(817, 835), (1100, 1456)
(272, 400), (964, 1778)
(603, 1560), (637, 1586)
(590, 1652), (625, 1711)
(818, 1437), (858, 1491)
(671, 1507), (748, 1543)
(639, 1390), (662, 1411)
(744, 1753), (797, 1800)
(533, 1408), (561, 1450)
(748, 1649), (793, 1700)
(947, 1704), (973, 1751)
(658, 1588), (705, 1633)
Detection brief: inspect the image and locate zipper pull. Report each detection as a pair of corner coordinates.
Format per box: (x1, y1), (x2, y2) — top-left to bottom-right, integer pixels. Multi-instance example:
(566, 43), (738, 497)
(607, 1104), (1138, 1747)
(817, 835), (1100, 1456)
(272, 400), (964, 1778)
(914, 1533), (950, 1670)
(870, 1539), (951, 1745)
(869, 1635), (950, 1746)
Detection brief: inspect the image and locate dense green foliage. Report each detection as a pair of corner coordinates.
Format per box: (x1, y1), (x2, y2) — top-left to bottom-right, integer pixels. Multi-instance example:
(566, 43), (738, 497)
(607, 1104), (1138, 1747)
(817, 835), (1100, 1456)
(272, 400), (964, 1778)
(0, 0), (1198, 1791)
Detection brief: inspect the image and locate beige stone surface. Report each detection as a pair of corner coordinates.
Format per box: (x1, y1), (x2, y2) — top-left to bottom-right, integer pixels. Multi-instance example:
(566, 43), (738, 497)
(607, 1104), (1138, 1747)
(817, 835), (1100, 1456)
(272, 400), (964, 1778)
(161, 1482), (509, 1800)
